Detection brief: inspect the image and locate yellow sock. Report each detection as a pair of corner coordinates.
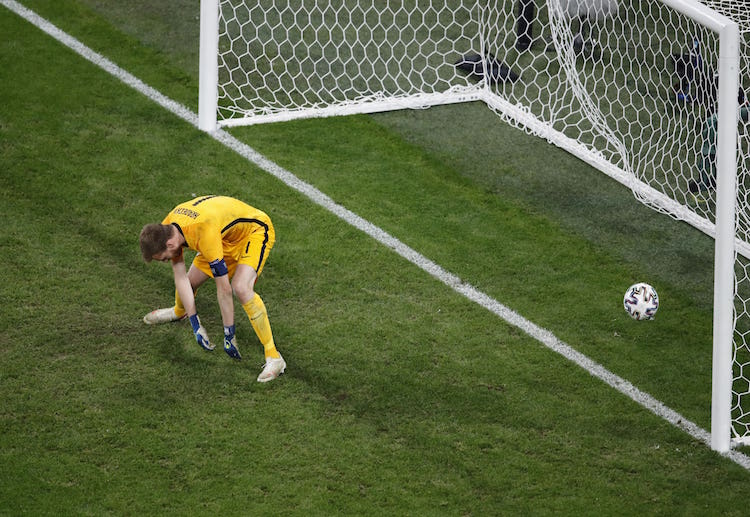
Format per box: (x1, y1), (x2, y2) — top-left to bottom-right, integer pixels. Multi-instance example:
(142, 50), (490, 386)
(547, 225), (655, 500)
(174, 290), (186, 318)
(242, 293), (280, 359)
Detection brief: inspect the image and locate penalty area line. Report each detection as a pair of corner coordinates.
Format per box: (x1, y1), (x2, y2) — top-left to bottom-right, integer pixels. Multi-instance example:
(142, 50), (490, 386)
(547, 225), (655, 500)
(5, 0), (750, 470)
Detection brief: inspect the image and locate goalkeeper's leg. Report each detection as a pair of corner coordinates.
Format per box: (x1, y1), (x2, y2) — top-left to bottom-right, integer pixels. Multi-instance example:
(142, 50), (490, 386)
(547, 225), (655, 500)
(143, 265), (211, 324)
(243, 293), (286, 383)
(233, 264), (285, 382)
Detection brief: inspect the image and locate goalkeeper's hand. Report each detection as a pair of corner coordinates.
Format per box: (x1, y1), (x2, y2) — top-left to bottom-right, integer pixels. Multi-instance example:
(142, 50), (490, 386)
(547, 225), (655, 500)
(223, 324), (242, 360)
(189, 314), (214, 351)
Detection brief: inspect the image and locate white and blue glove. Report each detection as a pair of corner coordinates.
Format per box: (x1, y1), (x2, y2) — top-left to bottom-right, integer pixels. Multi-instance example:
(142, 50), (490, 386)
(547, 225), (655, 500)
(223, 324), (242, 360)
(189, 314), (214, 351)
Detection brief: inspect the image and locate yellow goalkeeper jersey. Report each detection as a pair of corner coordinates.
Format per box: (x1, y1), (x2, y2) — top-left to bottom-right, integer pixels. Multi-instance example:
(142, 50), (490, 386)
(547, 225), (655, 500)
(162, 195), (272, 265)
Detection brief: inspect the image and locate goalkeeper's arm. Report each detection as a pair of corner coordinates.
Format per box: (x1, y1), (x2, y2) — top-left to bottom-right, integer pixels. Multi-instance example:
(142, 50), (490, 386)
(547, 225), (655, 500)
(210, 259), (241, 360)
(172, 257), (213, 351)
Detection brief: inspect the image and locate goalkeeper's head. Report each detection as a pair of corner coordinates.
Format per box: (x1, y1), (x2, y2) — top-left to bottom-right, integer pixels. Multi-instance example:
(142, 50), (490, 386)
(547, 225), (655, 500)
(139, 223), (176, 262)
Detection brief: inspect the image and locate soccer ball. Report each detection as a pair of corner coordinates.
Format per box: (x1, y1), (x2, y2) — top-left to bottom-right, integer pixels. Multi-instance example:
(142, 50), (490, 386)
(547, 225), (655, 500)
(623, 282), (659, 320)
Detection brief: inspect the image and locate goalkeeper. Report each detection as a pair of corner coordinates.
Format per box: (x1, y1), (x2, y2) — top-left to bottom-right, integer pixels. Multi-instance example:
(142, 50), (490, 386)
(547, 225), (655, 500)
(139, 195), (285, 383)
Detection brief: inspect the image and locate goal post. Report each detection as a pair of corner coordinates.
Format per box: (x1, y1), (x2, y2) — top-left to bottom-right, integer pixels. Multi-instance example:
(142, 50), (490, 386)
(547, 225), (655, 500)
(198, 0), (747, 452)
(710, 9), (740, 453)
(198, 0), (219, 132)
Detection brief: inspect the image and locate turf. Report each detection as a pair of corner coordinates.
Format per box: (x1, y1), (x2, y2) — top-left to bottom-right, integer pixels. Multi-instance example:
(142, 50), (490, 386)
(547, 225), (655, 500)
(2, 1), (749, 515)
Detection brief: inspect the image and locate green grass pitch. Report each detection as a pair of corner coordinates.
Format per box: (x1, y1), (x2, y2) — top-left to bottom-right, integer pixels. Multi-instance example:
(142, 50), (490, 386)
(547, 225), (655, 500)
(2, 0), (750, 514)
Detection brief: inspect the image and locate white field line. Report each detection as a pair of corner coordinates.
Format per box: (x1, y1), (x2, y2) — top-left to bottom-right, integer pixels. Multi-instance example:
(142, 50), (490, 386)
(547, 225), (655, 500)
(5, 0), (750, 470)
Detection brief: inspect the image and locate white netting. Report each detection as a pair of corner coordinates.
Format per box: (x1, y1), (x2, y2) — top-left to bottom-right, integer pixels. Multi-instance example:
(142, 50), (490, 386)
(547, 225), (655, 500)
(217, 1), (487, 124)
(212, 0), (750, 445)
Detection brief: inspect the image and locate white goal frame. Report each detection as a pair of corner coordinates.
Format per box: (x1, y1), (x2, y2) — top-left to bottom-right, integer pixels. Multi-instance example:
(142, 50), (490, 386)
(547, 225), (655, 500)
(198, 0), (741, 452)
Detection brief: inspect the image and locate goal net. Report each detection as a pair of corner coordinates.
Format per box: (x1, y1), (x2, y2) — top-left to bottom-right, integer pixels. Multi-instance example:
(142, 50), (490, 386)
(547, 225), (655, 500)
(199, 0), (748, 450)
(203, 1), (488, 126)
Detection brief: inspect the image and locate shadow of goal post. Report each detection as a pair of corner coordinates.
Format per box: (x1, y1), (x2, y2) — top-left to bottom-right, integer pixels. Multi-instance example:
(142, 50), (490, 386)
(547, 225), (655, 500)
(198, 0), (741, 452)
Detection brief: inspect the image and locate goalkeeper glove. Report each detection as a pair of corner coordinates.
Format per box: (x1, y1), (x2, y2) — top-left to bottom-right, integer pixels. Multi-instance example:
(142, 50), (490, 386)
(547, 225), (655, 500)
(189, 314), (214, 351)
(223, 324), (242, 360)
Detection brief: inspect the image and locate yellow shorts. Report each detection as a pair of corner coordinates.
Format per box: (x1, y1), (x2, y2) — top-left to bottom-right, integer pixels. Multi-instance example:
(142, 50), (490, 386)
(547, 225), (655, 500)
(191, 223), (275, 280)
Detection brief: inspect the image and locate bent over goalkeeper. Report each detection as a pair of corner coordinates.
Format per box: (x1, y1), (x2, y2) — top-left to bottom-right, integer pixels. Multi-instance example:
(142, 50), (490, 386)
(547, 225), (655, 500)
(139, 195), (285, 383)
